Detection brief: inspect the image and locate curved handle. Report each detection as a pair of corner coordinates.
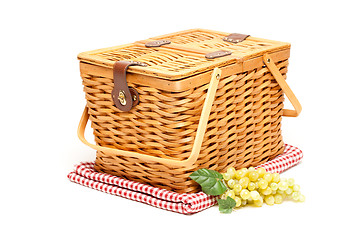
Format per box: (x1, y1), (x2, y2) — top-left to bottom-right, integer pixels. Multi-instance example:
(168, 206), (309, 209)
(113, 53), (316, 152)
(78, 68), (222, 168)
(263, 53), (302, 117)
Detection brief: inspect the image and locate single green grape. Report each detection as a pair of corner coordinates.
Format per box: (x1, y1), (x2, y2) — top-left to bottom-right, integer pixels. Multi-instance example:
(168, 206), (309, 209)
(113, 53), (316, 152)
(293, 184), (300, 192)
(263, 173), (273, 183)
(253, 198), (263, 207)
(278, 181), (289, 191)
(240, 168), (248, 177)
(248, 171), (259, 181)
(270, 182), (278, 191)
(264, 195), (275, 206)
(256, 167), (266, 177)
(226, 166), (236, 178)
(240, 189), (250, 200)
(223, 172), (231, 181)
(261, 187), (272, 196)
(234, 170), (243, 180)
(239, 177), (250, 188)
(274, 194), (283, 204)
(272, 173), (280, 183)
(285, 187), (293, 195)
(287, 178), (295, 187)
(248, 182), (256, 191)
(233, 183), (242, 193)
(292, 191), (300, 201)
(248, 166), (256, 172)
(227, 179), (236, 189)
(258, 179), (268, 189)
(250, 191), (261, 200)
(234, 196), (242, 207)
(225, 190), (236, 199)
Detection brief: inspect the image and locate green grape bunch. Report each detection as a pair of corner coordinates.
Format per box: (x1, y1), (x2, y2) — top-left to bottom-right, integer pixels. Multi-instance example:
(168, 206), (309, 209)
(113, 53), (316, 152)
(221, 166), (305, 209)
(190, 166), (305, 213)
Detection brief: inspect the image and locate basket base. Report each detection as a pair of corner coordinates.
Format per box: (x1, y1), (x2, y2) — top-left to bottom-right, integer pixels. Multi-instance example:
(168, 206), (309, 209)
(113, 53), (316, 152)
(93, 143), (285, 194)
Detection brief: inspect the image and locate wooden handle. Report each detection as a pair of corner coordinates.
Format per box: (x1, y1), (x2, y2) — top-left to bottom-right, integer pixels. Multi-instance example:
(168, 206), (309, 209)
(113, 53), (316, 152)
(78, 68), (222, 168)
(263, 53), (302, 117)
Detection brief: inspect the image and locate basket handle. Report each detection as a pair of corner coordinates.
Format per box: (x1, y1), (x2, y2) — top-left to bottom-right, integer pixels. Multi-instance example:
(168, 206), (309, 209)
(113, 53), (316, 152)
(77, 68), (222, 168)
(263, 53), (302, 117)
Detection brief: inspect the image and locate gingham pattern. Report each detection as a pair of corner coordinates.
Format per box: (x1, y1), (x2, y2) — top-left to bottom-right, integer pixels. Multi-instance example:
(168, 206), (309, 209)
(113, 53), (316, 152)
(255, 144), (303, 172)
(68, 144), (302, 214)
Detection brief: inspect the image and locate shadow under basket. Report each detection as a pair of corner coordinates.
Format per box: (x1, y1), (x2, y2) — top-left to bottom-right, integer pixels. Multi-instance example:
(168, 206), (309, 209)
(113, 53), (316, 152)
(77, 29), (302, 193)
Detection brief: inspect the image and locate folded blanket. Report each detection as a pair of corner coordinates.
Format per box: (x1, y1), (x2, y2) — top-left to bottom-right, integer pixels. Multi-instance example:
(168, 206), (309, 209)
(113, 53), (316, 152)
(68, 144), (303, 214)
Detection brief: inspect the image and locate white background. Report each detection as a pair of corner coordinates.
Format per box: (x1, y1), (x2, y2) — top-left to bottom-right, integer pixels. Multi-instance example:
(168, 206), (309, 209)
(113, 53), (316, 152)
(1, 0), (359, 239)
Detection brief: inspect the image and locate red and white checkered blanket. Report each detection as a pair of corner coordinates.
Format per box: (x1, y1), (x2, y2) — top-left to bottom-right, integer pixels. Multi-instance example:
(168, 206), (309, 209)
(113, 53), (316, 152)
(68, 144), (303, 214)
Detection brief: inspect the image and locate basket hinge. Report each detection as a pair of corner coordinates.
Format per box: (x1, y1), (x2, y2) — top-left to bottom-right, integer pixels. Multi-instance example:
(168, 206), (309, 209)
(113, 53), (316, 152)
(223, 33), (250, 43)
(111, 61), (147, 112)
(205, 50), (232, 59)
(145, 39), (171, 47)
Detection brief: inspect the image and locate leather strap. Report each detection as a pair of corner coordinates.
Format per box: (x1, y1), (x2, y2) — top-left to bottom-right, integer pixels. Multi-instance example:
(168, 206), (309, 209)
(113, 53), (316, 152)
(205, 50), (232, 59)
(145, 39), (171, 47)
(111, 61), (146, 112)
(223, 33), (249, 43)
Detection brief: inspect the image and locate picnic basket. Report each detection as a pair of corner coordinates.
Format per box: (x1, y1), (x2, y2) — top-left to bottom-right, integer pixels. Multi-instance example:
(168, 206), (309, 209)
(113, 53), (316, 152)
(77, 29), (302, 193)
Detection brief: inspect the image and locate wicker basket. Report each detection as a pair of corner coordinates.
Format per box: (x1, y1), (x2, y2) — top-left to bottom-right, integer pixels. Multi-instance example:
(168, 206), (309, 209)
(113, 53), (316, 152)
(77, 29), (301, 193)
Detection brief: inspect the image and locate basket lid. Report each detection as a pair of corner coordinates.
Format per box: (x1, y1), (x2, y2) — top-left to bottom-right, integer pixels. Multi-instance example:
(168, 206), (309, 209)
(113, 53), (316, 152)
(78, 29), (290, 80)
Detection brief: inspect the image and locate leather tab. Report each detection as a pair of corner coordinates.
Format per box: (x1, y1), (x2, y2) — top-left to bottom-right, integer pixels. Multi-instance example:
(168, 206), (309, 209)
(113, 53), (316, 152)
(129, 87), (140, 106)
(145, 39), (171, 47)
(111, 61), (146, 112)
(205, 50), (232, 59)
(223, 33), (249, 43)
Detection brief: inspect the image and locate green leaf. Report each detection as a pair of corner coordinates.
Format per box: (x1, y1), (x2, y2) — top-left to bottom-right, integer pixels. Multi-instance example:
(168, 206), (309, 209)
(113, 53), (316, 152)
(189, 169), (227, 196)
(217, 197), (236, 214)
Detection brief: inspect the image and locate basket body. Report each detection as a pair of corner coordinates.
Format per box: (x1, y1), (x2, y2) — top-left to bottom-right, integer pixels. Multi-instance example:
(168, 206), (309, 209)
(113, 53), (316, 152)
(79, 29), (292, 193)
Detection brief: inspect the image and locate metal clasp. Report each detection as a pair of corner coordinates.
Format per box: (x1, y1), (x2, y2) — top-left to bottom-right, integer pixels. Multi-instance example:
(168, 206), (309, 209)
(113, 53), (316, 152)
(118, 90), (126, 106)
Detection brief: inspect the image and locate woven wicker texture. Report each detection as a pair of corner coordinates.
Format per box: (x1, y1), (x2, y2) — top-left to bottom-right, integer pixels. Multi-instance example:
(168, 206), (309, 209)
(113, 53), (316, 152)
(150, 29), (288, 58)
(80, 45), (235, 80)
(78, 29), (289, 80)
(79, 29), (291, 193)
